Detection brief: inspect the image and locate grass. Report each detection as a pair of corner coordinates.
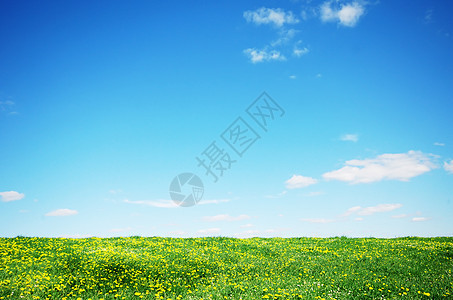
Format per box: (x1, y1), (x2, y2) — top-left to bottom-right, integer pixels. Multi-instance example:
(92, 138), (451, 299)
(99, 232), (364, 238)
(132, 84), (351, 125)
(0, 236), (452, 299)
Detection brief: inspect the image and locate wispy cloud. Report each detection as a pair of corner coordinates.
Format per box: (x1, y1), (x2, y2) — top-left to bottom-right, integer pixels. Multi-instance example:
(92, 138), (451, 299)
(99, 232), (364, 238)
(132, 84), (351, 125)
(45, 209), (78, 217)
(0, 191), (25, 202)
(271, 28), (298, 46)
(412, 217), (429, 222)
(424, 9), (433, 24)
(289, 75), (297, 79)
(0, 100), (17, 115)
(293, 46), (309, 57)
(392, 214), (408, 219)
(303, 203), (403, 224)
(434, 142), (445, 146)
(203, 214), (251, 222)
(320, 1), (365, 27)
(323, 151), (436, 184)
(342, 204), (402, 217)
(444, 160), (453, 174)
(358, 204), (402, 216)
(198, 199), (230, 205)
(243, 7), (299, 27)
(124, 199), (178, 208)
(243, 48), (286, 63)
(340, 133), (358, 142)
(285, 175), (317, 189)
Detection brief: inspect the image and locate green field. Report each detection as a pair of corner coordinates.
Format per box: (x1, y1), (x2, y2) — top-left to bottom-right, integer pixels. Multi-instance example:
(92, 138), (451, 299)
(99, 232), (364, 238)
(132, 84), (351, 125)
(0, 237), (452, 299)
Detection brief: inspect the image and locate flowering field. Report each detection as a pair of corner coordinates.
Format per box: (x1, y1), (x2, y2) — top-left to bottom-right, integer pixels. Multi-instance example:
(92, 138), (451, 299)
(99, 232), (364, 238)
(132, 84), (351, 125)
(0, 237), (451, 299)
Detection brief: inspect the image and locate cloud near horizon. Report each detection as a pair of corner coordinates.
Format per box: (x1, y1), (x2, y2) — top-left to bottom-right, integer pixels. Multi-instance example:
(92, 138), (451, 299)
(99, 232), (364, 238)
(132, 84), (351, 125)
(342, 204), (403, 216)
(323, 151), (436, 184)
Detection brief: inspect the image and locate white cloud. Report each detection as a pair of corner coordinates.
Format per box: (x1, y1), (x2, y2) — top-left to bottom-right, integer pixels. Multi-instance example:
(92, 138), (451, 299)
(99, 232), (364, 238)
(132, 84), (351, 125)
(358, 203), (402, 216)
(197, 228), (221, 234)
(124, 199), (178, 208)
(289, 75), (297, 79)
(412, 217), (429, 222)
(323, 151), (436, 184)
(444, 160), (453, 174)
(243, 48), (286, 63)
(271, 28), (298, 46)
(392, 214), (408, 219)
(301, 218), (336, 223)
(320, 1), (365, 27)
(355, 217), (363, 221)
(244, 7), (299, 27)
(203, 214), (251, 222)
(293, 46), (309, 57)
(434, 142), (445, 146)
(342, 205), (362, 216)
(343, 204), (402, 217)
(285, 174), (317, 189)
(198, 199), (230, 205)
(340, 133), (358, 142)
(0, 191), (25, 202)
(305, 191), (325, 197)
(45, 208), (78, 217)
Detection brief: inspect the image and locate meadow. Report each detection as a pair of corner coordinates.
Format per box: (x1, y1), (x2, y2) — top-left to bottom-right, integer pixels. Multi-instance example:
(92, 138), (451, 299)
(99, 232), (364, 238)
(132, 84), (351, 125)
(0, 236), (451, 299)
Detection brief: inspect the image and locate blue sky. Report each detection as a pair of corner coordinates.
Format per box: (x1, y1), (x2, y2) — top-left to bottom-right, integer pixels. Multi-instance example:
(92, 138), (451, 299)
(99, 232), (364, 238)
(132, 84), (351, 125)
(1, 0), (452, 238)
